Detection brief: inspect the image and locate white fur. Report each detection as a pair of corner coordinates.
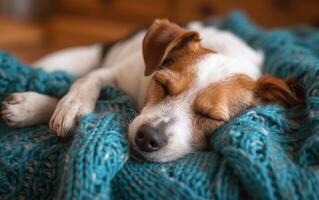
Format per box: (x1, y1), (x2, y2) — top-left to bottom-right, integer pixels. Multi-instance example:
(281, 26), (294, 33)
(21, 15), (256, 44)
(1, 22), (263, 162)
(34, 44), (102, 77)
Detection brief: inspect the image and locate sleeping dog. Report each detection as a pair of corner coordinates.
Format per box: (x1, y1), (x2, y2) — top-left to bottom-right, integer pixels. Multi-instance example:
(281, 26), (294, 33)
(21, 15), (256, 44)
(1, 19), (305, 162)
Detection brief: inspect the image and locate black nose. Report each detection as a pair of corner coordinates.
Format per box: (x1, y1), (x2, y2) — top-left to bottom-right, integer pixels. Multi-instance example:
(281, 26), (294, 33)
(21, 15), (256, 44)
(135, 124), (167, 152)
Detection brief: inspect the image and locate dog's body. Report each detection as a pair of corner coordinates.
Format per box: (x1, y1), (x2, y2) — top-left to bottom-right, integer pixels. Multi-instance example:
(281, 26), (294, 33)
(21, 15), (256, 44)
(1, 20), (305, 162)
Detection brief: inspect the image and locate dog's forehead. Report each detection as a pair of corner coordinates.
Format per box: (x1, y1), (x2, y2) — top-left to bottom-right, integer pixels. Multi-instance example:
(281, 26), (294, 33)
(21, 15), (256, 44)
(194, 54), (232, 89)
(161, 53), (230, 100)
(162, 53), (227, 102)
(168, 53), (236, 105)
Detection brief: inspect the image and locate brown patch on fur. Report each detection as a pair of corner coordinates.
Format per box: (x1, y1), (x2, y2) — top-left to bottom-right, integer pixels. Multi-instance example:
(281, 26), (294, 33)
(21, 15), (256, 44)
(143, 20), (212, 105)
(143, 19), (201, 76)
(192, 74), (306, 142)
(193, 74), (255, 138)
(144, 40), (211, 105)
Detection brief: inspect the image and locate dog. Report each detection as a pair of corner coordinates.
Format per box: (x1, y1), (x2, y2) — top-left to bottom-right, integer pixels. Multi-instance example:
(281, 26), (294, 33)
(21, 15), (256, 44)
(1, 19), (305, 162)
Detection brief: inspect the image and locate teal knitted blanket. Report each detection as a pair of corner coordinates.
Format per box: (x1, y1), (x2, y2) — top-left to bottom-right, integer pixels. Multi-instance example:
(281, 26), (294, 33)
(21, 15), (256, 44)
(1, 12), (319, 200)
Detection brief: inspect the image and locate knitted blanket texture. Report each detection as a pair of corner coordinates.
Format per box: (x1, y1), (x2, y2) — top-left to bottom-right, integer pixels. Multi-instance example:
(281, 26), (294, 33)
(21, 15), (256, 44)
(1, 12), (319, 200)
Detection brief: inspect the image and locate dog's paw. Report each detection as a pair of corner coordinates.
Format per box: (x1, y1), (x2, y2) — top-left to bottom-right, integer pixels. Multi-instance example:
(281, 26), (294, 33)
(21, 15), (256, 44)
(49, 94), (93, 137)
(1, 93), (29, 127)
(1, 92), (58, 127)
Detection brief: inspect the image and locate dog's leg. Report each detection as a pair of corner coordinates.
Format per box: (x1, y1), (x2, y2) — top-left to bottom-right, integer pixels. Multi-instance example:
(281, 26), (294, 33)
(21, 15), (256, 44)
(49, 67), (116, 137)
(49, 50), (143, 137)
(1, 92), (58, 127)
(1, 44), (103, 128)
(33, 44), (104, 77)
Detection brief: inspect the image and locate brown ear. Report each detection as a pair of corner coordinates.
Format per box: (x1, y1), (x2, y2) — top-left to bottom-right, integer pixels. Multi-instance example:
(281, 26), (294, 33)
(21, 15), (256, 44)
(143, 19), (200, 76)
(254, 75), (306, 108)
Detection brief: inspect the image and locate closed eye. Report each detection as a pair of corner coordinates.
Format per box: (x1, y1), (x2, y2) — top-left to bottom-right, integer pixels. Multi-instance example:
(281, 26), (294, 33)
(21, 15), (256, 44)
(161, 57), (174, 67)
(195, 110), (224, 122)
(155, 79), (170, 96)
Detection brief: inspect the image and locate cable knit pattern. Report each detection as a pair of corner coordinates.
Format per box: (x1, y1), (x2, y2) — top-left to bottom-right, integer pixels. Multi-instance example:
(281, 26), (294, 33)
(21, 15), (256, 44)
(1, 11), (319, 199)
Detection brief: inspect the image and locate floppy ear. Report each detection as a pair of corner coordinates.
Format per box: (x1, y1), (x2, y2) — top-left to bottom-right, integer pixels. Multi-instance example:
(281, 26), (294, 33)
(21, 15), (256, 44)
(143, 19), (200, 76)
(254, 75), (306, 108)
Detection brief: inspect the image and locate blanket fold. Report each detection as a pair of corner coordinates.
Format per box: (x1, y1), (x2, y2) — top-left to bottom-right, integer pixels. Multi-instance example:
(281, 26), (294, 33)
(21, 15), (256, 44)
(1, 11), (319, 200)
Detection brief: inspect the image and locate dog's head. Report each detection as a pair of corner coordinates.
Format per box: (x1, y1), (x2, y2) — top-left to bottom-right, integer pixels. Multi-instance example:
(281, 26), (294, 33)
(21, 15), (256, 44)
(128, 19), (306, 162)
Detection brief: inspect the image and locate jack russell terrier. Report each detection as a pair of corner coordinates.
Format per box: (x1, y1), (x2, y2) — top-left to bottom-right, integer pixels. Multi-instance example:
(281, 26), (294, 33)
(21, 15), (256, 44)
(1, 20), (305, 162)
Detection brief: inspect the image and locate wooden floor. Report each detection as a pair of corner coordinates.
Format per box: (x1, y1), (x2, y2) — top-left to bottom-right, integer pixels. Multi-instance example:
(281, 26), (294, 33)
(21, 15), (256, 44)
(1, 2), (319, 64)
(0, 15), (139, 64)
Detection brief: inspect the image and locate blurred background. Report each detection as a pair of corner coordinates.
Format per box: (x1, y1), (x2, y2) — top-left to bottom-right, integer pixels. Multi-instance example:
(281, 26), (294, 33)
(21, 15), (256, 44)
(0, 0), (318, 63)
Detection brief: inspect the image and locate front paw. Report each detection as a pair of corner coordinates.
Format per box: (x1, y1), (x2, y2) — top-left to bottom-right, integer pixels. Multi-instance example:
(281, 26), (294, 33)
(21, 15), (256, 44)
(49, 95), (93, 137)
